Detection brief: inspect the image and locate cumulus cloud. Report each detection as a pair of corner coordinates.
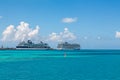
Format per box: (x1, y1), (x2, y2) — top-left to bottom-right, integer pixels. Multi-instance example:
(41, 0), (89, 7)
(1, 22), (77, 44)
(49, 28), (76, 42)
(2, 25), (16, 41)
(62, 17), (77, 23)
(49, 32), (61, 41)
(1, 21), (40, 42)
(115, 31), (120, 38)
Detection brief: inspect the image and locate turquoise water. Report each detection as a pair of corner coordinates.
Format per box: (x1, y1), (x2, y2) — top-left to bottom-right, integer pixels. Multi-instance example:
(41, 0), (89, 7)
(0, 50), (120, 80)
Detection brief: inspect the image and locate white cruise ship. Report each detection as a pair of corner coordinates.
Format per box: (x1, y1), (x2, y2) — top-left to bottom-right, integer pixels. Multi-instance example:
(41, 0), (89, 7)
(16, 40), (51, 50)
(57, 42), (80, 50)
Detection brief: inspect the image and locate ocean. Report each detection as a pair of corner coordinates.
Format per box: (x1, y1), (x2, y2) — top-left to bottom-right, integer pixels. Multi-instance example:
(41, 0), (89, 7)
(0, 50), (120, 80)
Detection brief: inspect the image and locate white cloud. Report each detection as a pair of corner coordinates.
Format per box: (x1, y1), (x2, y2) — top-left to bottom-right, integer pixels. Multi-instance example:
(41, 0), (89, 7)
(1, 21), (40, 42)
(49, 32), (61, 41)
(28, 26), (39, 37)
(62, 17), (77, 23)
(49, 28), (76, 42)
(2, 25), (16, 41)
(115, 31), (120, 38)
(1, 22), (77, 44)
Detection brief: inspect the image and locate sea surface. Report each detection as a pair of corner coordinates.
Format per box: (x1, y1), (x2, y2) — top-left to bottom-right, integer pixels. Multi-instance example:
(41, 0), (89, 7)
(0, 50), (120, 80)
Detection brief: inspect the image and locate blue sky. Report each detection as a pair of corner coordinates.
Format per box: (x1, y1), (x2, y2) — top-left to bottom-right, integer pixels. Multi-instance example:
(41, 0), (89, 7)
(0, 0), (120, 49)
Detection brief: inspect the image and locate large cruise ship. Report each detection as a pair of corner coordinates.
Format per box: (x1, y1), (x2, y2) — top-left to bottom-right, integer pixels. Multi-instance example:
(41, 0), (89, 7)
(16, 40), (51, 50)
(57, 42), (80, 50)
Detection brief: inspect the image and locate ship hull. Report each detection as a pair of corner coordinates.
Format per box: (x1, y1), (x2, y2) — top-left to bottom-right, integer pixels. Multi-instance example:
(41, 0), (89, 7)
(57, 48), (80, 50)
(16, 48), (51, 50)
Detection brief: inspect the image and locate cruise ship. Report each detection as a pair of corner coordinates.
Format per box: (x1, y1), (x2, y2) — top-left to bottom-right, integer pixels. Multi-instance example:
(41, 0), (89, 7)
(16, 40), (51, 50)
(57, 42), (80, 50)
